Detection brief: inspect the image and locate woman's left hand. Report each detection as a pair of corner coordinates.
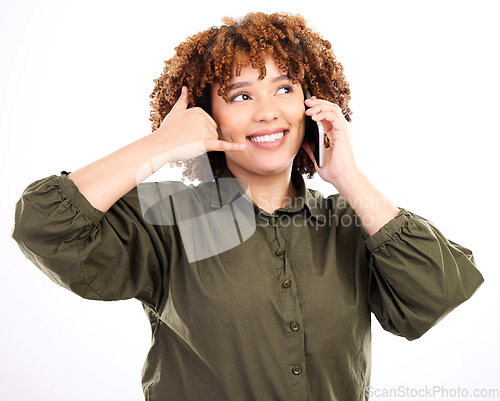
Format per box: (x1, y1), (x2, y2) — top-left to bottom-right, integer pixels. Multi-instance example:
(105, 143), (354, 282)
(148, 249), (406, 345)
(302, 96), (360, 189)
(302, 96), (400, 235)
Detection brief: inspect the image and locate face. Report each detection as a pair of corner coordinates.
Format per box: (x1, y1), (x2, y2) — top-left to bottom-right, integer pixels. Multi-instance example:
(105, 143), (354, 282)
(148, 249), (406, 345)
(210, 57), (306, 180)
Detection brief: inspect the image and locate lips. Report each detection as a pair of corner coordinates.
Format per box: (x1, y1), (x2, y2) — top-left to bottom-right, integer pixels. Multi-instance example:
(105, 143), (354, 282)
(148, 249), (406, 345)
(248, 131), (286, 143)
(246, 128), (289, 145)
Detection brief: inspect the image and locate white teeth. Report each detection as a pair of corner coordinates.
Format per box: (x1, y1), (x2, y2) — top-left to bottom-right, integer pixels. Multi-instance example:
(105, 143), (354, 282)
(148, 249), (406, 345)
(248, 131), (285, 143)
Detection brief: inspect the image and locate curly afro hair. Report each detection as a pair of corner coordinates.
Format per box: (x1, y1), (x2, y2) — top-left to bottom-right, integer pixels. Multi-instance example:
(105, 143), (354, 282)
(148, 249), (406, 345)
(149, 12), (351, 182)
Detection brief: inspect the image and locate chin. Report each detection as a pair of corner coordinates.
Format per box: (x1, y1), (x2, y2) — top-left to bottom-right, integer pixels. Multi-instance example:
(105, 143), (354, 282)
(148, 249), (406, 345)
(226, 152), (296, 179)
(250, 159), (294, 176)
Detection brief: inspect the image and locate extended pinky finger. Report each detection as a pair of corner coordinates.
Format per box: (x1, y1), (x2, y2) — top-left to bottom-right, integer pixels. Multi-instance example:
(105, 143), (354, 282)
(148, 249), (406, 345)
(206, 139), (246, 152)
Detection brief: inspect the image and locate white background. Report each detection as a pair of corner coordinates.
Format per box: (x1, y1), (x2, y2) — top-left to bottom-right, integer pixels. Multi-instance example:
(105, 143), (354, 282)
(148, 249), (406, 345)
(1, 0), (498, 400)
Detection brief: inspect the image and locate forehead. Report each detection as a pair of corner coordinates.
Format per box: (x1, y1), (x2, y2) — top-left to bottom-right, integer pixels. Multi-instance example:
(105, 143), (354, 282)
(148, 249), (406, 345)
(230, 57), (285, 80)
(209, 53), (300, 99)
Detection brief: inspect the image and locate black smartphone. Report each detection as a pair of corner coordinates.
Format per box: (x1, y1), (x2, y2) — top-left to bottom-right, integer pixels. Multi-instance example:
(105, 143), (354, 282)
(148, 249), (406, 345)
(304, 89), (324, 168)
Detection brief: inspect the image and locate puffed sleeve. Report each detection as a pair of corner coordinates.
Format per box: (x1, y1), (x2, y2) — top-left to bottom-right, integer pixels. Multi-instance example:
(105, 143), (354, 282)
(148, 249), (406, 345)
(12, 173), (169, 309)
(365, 209), (483, 340)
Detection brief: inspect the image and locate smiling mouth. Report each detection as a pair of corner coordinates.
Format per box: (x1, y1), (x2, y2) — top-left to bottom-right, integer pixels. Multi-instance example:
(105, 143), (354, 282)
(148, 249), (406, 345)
(247, 130), (287, 143)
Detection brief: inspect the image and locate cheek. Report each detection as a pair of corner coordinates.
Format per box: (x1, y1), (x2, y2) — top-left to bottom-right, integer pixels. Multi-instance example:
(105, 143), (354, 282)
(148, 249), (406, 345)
(288, 104), (306, 135)
(215, 109), (249, 142)
(299, 118), (306, 139)
(210, 94), (236, 141)
(211, 111), (231, 141)
(287, 99), (306, 122)
(216, 118), (238, 141)
(293, 114), (306, 146)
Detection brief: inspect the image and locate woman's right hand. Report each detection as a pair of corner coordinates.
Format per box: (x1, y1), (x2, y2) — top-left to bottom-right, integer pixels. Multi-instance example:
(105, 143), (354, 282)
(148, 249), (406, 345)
(68, 86), (245, 212)
(153, 86), (245, 163)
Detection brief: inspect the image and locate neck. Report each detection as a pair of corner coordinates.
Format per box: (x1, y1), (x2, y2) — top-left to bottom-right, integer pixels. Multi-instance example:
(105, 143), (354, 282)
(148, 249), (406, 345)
(226, 162), (297, 214)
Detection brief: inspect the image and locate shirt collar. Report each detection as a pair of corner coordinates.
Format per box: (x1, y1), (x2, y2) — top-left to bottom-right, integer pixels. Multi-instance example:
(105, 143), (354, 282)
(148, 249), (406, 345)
(209, 167), (325, 221)
(209, 167), (249, 208)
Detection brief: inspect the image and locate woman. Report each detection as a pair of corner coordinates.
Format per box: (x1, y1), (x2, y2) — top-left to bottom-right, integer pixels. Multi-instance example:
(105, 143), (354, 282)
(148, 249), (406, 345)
(12, 12), (483, 401)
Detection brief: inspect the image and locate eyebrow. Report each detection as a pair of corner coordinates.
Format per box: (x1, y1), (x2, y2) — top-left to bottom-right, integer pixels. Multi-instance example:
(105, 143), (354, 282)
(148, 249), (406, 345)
(227, 74), (291, 92)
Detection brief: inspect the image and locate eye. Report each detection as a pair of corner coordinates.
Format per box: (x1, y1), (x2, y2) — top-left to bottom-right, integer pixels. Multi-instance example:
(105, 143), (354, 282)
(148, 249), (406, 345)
(230, 92), (251, 102)
(276, 85), (293, 95)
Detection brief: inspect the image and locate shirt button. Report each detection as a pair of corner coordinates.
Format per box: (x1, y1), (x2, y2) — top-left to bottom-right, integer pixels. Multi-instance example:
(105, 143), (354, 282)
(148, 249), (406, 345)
(269, 217), (278, 225)
(275, 248), (284, 256)
(292, 365), (302, 375)
(282, 279), (292, 288)
(290, 321), (300, 331)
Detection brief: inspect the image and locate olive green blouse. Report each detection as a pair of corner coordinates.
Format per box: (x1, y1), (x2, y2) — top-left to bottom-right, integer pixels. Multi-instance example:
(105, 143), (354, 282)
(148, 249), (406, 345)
(12, 168), (483, 401)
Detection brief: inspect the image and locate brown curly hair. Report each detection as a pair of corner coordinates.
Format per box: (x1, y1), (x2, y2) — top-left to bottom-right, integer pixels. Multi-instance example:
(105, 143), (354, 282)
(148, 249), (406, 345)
(149, 12), (352, 182)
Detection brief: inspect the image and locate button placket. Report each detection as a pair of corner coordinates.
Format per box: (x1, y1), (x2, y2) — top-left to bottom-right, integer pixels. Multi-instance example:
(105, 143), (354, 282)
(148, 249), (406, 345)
(273, 219), (284, 258)
(273, 217), (306, 400)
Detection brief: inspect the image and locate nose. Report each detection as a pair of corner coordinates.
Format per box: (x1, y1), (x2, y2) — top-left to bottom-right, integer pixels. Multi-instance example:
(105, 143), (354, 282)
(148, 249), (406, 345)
(252, 95), (280, 122)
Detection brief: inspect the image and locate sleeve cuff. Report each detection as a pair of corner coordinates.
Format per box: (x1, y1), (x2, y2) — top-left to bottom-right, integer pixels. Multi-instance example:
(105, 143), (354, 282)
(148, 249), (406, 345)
(58, 171), (105, 224)
(364, 208), (411, 253)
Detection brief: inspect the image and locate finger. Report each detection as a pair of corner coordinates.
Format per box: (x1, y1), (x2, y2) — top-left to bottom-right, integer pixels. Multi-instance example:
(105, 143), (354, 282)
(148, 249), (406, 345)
(305, 97), (329, 109)
(310, 112), (337, 122)
(204, 139), (246, 152)
(301, 142), (320, 170)
(203, 110), (218, 130)
(190, 107), (219, 131)
(305, 97), (337, 107)
(305, 101), (346, 125)
(171, 86), (189, 111)
(305, 103), (341, 117)
(302, 140), (313, 157)
(308, 113), (346, 145)
(310, 110), (348, 131)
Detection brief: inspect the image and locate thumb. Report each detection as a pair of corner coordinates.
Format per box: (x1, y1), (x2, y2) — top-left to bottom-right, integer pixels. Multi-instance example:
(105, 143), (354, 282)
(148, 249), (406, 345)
(302, 141), (313, 159)
(302, 141), (319, 170)
(171, 86), (189, 111)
